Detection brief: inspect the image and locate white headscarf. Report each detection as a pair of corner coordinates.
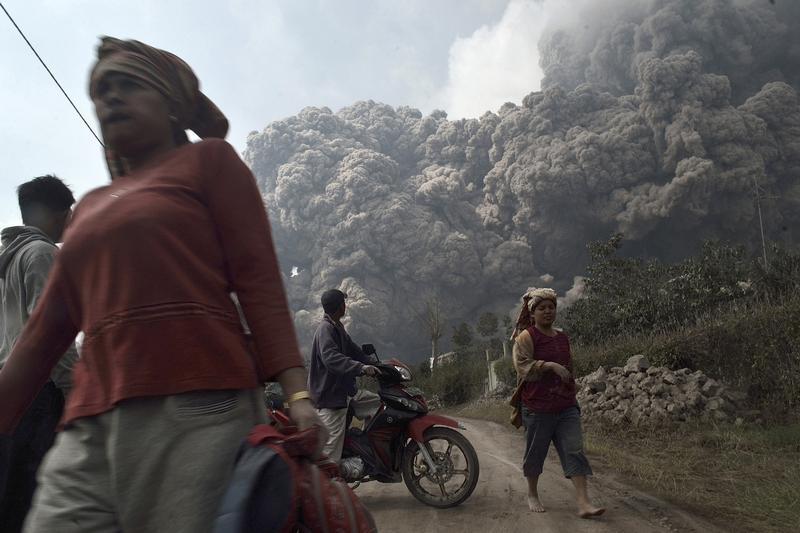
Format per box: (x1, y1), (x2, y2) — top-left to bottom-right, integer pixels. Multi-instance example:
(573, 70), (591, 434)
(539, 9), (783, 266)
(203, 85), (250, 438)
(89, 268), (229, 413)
(525, 288), (558, 312)
(511, 287), (558, 339)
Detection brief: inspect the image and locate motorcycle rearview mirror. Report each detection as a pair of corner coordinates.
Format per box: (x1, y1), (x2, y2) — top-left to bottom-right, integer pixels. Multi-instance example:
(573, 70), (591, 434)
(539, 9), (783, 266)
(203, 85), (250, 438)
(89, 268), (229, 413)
(361, 343), (376, 355)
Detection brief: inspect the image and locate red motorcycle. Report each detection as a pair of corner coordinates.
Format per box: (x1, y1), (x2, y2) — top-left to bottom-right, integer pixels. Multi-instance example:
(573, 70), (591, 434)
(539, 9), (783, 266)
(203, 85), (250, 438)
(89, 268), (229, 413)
(267, 354), (480, 508)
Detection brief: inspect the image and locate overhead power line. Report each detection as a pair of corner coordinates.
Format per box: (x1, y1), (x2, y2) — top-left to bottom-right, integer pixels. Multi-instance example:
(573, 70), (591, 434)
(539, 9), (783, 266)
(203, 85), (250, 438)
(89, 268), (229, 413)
(0, 1), (104, 147)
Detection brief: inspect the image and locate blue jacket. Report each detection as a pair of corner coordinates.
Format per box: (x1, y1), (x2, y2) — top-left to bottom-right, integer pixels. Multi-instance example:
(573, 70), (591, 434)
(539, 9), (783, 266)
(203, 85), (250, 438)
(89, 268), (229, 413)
(308, 316), (375, 409)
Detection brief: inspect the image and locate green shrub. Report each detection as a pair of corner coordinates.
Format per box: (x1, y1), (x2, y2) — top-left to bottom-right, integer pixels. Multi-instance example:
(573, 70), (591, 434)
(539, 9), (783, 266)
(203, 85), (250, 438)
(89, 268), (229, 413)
(493, 356), (517, 387)
(560, 236), (800, 345)
(415, 360), (431, 379)
(417, 355), (485, 406)
(572, 333), (655, 377)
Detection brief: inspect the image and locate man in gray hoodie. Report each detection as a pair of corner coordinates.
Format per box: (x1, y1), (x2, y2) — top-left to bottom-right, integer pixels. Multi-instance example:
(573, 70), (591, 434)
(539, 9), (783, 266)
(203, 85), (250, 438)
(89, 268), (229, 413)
(0, 175), (78, 532)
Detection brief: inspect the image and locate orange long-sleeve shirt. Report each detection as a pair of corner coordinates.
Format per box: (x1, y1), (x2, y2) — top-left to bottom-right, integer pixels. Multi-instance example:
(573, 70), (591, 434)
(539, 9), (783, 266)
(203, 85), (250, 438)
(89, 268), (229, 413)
(0, 139), (302, 431)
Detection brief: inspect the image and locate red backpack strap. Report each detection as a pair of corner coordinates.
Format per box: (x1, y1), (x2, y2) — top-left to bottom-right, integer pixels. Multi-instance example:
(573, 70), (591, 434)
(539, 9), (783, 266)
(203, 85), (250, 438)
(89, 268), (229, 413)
(331, 480), (359, 531)
(247, 424), (286, 446)
(249, 424), (323, 460)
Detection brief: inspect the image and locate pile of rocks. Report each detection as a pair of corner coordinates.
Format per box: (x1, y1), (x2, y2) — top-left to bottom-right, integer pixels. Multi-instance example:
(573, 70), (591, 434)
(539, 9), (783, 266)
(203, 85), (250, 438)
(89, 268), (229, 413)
(576, 355), (749, 426)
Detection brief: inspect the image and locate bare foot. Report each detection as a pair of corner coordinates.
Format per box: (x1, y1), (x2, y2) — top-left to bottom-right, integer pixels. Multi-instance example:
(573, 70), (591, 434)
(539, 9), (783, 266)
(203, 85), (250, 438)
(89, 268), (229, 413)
(527, 496), (546, 513)
(578, 504), (606, 518)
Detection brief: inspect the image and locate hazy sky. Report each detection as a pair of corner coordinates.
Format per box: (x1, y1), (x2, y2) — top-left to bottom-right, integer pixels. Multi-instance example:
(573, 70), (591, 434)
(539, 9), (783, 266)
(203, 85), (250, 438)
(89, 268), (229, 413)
(0, 0), (548, 228)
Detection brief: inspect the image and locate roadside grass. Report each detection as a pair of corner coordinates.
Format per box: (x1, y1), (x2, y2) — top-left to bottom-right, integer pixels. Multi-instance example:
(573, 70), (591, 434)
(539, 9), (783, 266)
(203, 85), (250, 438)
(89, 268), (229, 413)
(584, 420), (800, 533)
(446, 399), (509, 426)
(447, 400), (800, 533)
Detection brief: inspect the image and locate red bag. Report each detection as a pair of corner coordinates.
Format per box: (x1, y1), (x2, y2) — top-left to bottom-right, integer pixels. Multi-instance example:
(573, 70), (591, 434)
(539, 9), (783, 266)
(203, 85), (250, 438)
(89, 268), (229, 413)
(215, 424), (377, 533)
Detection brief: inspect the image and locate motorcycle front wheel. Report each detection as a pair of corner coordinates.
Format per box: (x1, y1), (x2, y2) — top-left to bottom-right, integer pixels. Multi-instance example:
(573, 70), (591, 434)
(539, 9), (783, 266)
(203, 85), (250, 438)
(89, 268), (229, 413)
(401, 426), (480, 508)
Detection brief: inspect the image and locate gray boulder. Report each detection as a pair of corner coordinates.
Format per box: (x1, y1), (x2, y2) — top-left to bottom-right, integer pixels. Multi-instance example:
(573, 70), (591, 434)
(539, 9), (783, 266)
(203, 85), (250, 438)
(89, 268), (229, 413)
(702, 379), (721, 396)
(584, 367), (608, 393)
(624, 354), (651, 374)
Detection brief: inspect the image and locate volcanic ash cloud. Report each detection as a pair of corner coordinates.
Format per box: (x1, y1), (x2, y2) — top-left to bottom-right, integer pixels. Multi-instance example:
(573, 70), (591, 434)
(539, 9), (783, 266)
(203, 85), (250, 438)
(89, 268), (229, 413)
(245, 0), (800, 359)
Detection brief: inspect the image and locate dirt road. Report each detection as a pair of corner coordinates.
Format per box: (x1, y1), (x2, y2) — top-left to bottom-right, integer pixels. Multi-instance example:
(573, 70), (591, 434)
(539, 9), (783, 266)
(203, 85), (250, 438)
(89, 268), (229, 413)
(355, 418), (727, 533)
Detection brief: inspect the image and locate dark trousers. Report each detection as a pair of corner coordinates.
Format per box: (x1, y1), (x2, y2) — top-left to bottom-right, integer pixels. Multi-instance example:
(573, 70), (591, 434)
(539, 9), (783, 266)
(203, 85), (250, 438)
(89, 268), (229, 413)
(522, 404), (592, 478)
(0, 381), (64, 533)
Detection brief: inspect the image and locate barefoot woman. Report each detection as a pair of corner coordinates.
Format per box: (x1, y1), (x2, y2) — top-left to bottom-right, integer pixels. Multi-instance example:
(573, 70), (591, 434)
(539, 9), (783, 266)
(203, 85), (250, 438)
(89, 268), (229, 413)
(0, 37), (322, 532)
(511, 288), (604, 518)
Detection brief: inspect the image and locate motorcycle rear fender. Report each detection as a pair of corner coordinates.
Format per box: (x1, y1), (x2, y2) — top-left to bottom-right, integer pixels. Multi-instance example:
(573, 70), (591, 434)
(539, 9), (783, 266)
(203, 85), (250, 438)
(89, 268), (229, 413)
(407, 414), (460, 443)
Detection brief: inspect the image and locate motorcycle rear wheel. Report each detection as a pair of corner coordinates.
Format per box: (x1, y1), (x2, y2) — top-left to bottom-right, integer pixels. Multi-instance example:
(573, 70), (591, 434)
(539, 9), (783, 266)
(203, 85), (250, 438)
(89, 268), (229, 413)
(401, 426), (479, 508)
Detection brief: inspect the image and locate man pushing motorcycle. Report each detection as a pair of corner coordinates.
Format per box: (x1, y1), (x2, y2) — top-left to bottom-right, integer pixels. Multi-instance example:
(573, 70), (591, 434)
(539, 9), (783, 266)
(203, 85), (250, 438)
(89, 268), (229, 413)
(308, 289), (381, 461)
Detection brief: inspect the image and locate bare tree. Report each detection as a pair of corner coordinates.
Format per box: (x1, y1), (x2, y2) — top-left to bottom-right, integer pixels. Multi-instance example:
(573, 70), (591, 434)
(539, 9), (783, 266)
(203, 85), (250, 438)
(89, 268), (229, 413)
(418, 297), (445, 360)
(752, 173), (777, 272)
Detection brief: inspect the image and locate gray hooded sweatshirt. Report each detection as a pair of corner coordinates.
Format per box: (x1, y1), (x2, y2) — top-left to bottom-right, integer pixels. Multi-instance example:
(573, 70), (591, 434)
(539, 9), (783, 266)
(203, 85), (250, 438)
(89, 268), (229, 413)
(0, 226), (78, 392)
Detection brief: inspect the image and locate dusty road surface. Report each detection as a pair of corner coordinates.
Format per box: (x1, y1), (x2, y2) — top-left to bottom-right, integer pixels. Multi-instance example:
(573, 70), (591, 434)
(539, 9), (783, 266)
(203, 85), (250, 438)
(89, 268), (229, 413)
(355, 418), (727, 533)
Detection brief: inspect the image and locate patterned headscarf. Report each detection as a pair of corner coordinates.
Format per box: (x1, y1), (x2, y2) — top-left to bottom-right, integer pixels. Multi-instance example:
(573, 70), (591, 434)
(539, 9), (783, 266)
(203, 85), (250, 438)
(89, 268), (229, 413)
(89, 36), (229, 177)
(511, 288), (558, 340)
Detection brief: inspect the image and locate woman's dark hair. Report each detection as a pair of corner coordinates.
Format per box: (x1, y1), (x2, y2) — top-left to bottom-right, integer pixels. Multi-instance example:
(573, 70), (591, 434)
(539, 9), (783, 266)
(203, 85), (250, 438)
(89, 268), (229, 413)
(17, 175), (75, 222)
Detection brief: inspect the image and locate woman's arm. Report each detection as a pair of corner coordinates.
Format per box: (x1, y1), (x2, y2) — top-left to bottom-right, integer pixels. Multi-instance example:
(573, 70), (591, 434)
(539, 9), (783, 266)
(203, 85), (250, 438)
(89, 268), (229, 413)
(512, 330), (545, 381)
(202, 141), (322, 435)
(543, 361), (571, 382)
(273, 366), (324, 435)
(202, 140), (305, 382)
(0, 263), (79, 432)
(23, 245), (79, 393)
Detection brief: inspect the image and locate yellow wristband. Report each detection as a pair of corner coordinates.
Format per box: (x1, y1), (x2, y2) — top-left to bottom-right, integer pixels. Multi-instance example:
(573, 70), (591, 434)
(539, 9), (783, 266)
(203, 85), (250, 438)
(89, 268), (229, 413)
(286, 390), (311, 404)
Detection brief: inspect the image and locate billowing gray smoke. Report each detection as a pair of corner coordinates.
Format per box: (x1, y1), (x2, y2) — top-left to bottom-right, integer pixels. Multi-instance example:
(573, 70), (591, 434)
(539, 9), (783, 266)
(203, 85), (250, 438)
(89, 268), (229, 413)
(244, 0), (800, 360)
(539, 0), (800, 103)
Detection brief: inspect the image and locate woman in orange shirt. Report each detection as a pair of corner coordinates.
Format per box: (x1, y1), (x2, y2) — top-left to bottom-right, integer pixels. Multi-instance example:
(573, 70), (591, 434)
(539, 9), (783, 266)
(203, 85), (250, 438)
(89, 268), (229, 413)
(0, 37), (322, 532)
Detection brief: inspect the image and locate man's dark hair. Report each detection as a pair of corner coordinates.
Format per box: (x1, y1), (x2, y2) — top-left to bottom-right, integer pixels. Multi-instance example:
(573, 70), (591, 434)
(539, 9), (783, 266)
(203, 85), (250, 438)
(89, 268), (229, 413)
(17, 175), (75, 223)
(321, 289), (347, 315)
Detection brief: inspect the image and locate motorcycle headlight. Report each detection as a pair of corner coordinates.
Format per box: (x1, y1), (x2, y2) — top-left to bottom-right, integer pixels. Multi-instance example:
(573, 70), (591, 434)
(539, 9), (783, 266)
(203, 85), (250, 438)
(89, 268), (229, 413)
(396, 396), (424, 412)
(394, 365), (413, 381)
